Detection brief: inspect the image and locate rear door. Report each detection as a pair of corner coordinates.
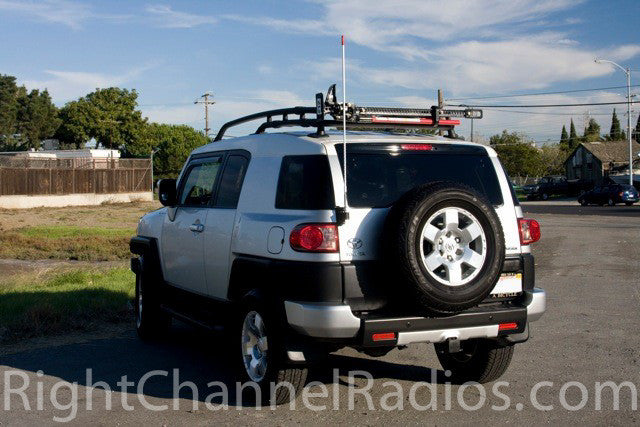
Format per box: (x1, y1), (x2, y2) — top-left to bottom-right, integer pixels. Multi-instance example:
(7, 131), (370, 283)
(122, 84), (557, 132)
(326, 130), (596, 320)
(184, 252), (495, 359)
(204, 152), (250, 300)
(161, 156), (223, 295)
(333, 143), (516, 261)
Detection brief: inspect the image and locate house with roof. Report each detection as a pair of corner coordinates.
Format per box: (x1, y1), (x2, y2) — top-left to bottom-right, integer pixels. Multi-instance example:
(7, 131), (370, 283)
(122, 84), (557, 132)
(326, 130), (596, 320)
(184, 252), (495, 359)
(564, 140), (640, 185)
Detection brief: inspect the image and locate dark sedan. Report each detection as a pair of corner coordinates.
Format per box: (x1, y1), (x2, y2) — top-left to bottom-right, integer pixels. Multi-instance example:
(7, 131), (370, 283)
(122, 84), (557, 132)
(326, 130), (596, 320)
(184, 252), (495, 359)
(578, 184), (639, 206)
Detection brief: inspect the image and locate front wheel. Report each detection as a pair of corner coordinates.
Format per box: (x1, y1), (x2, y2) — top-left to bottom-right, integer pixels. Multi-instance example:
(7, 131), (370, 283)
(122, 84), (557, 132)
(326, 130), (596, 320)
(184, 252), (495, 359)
(135, 261), (171, 340)
(435, 339), (514, 383)
(236, 300), (307, 405)
(579, 198), (587, 206)
(607, 198), (615, 206)
(541, 193), (549, 201)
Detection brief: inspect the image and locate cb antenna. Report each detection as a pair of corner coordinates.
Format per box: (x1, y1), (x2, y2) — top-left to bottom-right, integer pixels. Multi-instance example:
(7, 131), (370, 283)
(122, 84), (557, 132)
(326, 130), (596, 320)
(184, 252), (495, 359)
(337, 34), (350, 225)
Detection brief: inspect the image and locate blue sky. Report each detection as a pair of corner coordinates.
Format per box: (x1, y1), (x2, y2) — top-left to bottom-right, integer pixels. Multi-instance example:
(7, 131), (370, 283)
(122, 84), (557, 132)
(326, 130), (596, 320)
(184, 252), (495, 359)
(1, 0), (639, 142)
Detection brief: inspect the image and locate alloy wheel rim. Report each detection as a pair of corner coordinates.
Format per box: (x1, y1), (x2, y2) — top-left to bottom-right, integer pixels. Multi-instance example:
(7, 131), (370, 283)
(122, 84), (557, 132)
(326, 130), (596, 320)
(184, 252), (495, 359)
(241, 311), (268, 382)
(419, 207), (488, 287)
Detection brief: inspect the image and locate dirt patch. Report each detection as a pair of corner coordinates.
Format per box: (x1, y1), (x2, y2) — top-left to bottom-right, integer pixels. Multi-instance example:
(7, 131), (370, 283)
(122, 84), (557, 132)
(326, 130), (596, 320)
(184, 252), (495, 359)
(0, 200), (160, 231)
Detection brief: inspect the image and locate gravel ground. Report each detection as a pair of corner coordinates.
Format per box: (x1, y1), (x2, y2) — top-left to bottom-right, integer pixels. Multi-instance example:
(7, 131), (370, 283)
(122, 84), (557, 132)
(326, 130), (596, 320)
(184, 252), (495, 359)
(1, 203), (639, 425)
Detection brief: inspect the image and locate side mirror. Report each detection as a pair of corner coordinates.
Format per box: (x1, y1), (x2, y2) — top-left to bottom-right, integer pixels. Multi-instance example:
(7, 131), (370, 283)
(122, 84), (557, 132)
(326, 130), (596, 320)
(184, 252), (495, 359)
(158, 179), (177, 206)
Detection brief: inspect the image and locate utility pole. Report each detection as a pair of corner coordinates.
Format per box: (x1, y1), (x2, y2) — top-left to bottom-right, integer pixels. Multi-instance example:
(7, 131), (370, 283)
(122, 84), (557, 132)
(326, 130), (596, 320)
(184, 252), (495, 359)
(438, 89), (444, 136)
(194, 92), (215, 138)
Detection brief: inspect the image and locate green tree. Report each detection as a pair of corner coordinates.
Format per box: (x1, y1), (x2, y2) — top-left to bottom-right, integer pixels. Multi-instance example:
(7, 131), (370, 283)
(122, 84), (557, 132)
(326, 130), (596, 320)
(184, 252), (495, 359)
(568, 119), (579, 150)
(559, 125), (569, 151)
(16, 89), (61, 149)
(144, 123), (208, 178)
(538, 144), (565, 175)
(56, 88), (147, 152)
(608, 108), (625, 141)
(582, 118), (601, 142)
(56, 99), (93, 149)
(0, 75), (20, 146)
(489, 130), (543, 177)
(634, 114), (640, 142)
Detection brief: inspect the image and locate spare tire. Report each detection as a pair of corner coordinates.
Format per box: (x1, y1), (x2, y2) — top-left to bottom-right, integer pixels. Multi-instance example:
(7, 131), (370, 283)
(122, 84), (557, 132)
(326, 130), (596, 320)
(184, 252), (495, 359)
(384, 182), (505, 314)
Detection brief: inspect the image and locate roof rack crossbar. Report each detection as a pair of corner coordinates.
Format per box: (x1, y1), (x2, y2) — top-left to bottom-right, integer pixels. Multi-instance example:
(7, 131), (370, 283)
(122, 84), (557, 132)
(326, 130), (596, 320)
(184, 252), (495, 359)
(213, 84), (482, 141)
(214, 106), (315, 141)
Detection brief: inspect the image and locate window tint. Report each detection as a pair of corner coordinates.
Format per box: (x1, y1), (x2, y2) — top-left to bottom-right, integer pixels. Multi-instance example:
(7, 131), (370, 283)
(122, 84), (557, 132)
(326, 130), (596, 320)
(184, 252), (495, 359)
(216, 155), (249, 208)
(275, 155), (334, 209)
(337, 148), (503, 208)
(179, 158), (222, 206)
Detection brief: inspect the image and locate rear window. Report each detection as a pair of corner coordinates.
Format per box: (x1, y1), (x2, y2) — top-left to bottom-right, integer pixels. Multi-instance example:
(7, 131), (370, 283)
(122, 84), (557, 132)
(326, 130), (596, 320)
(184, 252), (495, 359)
(275, 155), (334, 209)
(336, 144), (503, 208)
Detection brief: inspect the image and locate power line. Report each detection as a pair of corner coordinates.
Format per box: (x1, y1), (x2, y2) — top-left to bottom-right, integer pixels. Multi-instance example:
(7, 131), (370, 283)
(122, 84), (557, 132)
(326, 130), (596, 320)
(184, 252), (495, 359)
(446, 101), (633, 108)
(446, 85), (640, 101)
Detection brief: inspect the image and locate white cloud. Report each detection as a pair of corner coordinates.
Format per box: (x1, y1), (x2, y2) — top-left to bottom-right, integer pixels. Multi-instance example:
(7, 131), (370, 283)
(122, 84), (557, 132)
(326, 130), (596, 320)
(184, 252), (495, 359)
(0, 0), (91, 29)
(145, 4), (217, 28)
(0, 0), (130, 29)
(306, 37), (639, 95)
(221, 14), (329, 35)
(23, 66), (152, 102)
(140, 90), (309, 136)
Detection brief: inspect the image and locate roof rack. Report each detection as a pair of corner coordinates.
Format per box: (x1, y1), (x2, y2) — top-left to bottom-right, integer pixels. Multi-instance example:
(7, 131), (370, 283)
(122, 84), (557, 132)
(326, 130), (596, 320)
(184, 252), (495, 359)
(213, 84), (482, 141)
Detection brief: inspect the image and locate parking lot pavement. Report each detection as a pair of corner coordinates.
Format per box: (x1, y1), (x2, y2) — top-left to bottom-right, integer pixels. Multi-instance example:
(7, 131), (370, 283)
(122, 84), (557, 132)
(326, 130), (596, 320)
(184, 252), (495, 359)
(522, 199), (640, 217)
(1, 206), (639, 425)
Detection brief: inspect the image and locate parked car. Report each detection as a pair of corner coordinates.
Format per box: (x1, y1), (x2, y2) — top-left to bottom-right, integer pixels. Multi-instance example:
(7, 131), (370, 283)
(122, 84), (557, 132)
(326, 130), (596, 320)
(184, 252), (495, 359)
(523, 175), (592, 200)
(578, 184), (639, 206)
(130, 87), (546, 404)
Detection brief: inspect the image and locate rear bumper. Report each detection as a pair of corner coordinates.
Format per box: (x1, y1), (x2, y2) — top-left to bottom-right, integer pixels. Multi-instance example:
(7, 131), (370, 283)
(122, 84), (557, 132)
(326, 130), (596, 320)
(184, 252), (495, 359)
(284, 288), (546, 346)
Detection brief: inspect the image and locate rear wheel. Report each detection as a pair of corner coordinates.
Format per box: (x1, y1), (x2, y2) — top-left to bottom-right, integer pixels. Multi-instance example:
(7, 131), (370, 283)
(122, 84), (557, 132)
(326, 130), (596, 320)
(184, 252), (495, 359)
(608, 198), (615, 206)
(236, 299), (307, 405)
(579, 198), (587, 206)
(541, 192), (549, 201)
(435, 339), (514, 383)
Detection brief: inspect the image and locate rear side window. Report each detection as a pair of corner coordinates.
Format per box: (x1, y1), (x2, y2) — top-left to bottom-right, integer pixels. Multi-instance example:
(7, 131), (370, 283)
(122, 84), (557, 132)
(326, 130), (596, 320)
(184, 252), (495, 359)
(337, 146), (503, 208)
(275, 155), (334, 209)
(216, 155), (249, 208)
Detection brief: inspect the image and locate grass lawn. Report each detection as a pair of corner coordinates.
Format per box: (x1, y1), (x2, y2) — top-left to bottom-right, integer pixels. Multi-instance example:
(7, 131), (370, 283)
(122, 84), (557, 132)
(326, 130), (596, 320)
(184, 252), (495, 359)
(0, 225), (133, 261)
(0, 268), (134, 343)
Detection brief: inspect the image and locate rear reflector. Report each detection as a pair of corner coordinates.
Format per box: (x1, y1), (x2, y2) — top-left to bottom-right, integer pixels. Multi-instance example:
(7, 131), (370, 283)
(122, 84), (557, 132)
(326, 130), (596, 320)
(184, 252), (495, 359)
(518, 218), (541, 245)
(372, 332), (396, 342)
(498, 322), (519, 331)
(289, 223), (339, 252)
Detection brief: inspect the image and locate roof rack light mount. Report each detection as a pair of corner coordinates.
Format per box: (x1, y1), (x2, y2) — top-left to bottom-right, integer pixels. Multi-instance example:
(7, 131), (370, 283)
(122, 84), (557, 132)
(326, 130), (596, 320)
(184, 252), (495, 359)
(213, 84), (482, 141)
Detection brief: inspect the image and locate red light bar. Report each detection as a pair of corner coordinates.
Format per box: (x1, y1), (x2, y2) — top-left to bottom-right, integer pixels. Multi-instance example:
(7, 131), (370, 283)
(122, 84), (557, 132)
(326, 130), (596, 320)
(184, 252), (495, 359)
(498, 322), (518, 331)
(372, 332), (396, 342)
(401, 144), (433, 151)
(371, 116), (460, 126)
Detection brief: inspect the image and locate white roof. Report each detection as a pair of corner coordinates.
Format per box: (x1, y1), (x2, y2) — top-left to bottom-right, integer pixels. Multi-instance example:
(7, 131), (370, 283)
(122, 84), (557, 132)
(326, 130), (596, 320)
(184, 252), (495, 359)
(192, 131), (492, 157)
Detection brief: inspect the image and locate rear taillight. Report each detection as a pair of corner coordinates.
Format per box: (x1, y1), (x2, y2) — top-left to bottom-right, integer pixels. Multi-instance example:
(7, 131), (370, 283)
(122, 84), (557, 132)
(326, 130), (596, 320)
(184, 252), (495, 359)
(518, 218), (541, 245)
(289, 224), (339, 252)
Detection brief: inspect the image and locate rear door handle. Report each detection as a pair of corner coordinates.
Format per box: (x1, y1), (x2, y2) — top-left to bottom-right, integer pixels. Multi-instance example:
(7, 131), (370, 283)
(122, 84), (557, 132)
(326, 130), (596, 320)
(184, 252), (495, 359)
(189, 223), (204, 233)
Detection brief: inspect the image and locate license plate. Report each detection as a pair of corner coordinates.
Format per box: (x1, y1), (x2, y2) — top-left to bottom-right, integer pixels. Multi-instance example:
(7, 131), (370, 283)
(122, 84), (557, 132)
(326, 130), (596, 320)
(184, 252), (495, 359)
(490, 273), (523, 296)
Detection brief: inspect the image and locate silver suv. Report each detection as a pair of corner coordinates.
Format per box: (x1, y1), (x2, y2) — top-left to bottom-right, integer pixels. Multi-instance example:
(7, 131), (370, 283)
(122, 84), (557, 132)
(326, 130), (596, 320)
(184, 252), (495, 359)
(130, 87), (546, 404)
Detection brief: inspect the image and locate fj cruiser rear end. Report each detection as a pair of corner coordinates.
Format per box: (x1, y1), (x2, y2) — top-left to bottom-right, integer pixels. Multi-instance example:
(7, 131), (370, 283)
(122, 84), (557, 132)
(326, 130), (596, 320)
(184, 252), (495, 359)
(130, 86), (545, 405)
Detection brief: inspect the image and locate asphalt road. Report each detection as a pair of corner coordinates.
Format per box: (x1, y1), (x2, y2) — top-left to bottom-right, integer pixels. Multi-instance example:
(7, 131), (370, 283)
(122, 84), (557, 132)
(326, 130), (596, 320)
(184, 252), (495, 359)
(1, 202), (639, 425)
